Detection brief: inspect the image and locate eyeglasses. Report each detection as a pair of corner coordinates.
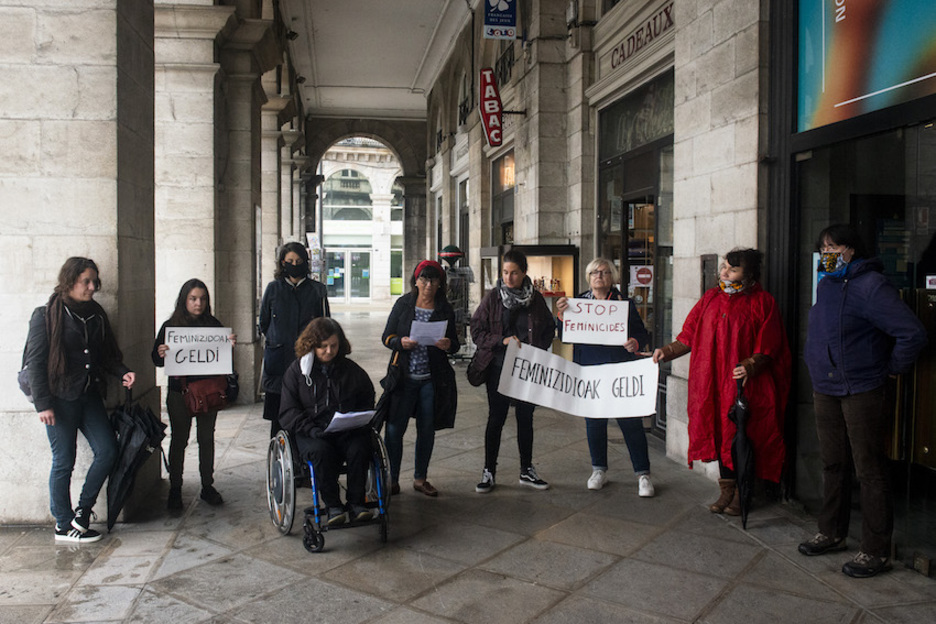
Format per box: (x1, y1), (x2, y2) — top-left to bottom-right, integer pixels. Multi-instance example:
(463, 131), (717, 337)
(417, 276), (440, 285)
(589, 270), (613, 277)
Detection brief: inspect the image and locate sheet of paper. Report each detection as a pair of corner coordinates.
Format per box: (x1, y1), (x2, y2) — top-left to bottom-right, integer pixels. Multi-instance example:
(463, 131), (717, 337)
(324, 410), (376, 433)
(409, 320), (447, 346)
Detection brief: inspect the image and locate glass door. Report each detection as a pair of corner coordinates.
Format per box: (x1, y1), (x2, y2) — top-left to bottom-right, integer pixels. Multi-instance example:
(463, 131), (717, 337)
(325, 249), (371, 303)
(325, 251), (347, 300)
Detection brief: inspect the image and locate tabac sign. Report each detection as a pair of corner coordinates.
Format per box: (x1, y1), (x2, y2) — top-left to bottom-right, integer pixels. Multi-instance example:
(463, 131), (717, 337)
(479, 68), (503, 147)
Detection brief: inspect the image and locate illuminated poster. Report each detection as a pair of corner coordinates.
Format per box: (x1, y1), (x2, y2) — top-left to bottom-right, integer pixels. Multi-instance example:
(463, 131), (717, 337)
(798, 0), (936, 132)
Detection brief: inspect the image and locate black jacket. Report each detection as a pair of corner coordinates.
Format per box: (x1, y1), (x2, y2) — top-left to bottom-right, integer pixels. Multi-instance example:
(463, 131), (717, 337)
(258, 277), (329, 393)
(279, 354), (375, 438)
(26, 303), (130, 412)
(381, 291), (460, 430)
(152, 315), (224, 392)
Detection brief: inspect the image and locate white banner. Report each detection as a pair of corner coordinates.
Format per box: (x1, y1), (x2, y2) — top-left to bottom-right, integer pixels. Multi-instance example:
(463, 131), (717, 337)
(561, 298), (629, 345)
(163, 327), (233, 376)
(497, 341), (658, 418)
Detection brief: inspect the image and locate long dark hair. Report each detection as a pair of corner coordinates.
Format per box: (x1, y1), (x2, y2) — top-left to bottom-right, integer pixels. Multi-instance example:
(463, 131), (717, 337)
(45, 257), (121, 391)
(295, 317), (351, 359)
(274, 242), (310, 280)
(503, 249), (529, 273)
(167, 279), (213, 326)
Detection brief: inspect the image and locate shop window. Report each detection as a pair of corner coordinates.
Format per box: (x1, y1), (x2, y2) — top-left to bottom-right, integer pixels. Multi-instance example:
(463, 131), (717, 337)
(458, 178), (470, 262)
(492, 151), (515, 245)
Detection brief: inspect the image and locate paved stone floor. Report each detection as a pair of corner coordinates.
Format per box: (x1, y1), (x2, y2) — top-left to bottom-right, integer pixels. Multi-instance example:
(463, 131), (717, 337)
(2, 307), (935, 623)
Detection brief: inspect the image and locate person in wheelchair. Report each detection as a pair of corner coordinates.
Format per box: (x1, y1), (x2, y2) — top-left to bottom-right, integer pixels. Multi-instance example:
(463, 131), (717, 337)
(279, 318), (376, 526)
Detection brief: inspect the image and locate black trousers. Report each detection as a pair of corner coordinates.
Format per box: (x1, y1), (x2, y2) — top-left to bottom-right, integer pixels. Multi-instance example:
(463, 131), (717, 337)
(295, 428), (371, 509)
(167, 390), (216, 490)
(813, 386), (892, 558)
(484, 365), (535, 474)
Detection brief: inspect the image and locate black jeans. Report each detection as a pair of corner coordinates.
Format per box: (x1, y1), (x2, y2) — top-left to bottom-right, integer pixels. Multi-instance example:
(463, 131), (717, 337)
(295, 428), (371, 509)
(484, 365), (535, 474)
(166, 390), (217, 490)
(814, 386), (892, 557)
(263, 391), (282, 438)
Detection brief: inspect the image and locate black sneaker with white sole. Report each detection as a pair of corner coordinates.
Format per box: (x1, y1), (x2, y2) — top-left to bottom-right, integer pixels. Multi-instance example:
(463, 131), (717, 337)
(55, 524), (102, 544)
(476, 468), (495, 493)
(519, 466), (549, 490)
(71, 506), (96, 533)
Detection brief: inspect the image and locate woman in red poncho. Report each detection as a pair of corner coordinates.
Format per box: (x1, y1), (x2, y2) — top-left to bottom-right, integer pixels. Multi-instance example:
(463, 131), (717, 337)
(653, 248), (791, 515)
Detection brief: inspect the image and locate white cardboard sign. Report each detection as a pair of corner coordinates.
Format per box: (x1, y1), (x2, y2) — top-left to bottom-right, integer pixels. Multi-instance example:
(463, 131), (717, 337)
(497, 341), (658, 419)
(560, 298), (630, 346)
(163, 327), (233, 376)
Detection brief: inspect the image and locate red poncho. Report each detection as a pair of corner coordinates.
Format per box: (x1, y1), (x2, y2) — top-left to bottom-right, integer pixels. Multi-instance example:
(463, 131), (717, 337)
(676, 284), (791, 482)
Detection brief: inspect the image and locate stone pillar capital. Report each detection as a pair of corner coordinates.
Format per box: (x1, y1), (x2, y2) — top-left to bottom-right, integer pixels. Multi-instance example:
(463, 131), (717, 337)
(221, 19), (279, 76)
(155, 4), (236, 41)
(396, 176), (427, 197)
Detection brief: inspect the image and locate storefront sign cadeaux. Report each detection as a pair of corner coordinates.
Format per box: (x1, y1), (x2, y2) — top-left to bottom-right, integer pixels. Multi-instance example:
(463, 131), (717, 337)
(561, 298), (630, 346)
(602, 0), (674, 74)
(479, 68), (503, 147)
(164, 327), (233, 376)
(497, 341), (658, 419)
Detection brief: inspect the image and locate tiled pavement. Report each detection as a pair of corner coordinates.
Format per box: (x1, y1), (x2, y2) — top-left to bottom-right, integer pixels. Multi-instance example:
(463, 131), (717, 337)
(1, 307), (934, 623)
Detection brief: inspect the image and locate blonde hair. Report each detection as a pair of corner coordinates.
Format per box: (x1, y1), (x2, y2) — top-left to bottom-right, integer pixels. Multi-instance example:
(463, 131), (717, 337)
(585, 257), (620, 284)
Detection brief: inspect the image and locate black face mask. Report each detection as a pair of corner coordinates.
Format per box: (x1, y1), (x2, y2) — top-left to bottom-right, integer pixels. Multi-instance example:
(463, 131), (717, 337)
(283, 262), (306, 279)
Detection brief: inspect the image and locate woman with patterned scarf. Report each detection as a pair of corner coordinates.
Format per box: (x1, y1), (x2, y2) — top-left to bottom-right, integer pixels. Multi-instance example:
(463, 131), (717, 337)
(470, 249), (556, 493)
(653, 248), (791, 516)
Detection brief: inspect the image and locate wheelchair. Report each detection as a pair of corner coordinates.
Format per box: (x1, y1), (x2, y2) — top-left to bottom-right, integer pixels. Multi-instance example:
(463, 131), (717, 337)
(266, 427), (390, 552)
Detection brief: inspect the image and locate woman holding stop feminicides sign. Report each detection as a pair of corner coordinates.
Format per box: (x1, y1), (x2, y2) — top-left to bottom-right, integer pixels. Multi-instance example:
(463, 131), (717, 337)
(556, 257), (655, 497)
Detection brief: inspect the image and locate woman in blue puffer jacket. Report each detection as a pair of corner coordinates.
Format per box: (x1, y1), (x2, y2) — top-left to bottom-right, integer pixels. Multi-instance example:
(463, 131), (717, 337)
(799, 224), (927, 579)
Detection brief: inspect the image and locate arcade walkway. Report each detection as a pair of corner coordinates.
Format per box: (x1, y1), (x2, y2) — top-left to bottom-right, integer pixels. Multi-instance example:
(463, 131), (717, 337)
(1, 307), (934, 623)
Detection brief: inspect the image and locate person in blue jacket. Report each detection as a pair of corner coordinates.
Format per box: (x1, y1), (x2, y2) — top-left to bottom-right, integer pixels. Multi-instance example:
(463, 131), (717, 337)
(556, 257), (654, 497)
(259, 242), (330, 437)
(799, 224), (927, 578)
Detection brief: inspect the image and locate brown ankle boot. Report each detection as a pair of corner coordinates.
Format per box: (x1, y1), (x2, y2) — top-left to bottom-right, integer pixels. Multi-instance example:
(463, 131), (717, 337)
(709, 479), (736, 513)
(723, 487), (742, 516)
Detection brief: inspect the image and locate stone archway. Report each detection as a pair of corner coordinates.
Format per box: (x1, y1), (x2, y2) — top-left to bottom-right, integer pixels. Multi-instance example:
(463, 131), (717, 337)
(306, 118), (428, 282)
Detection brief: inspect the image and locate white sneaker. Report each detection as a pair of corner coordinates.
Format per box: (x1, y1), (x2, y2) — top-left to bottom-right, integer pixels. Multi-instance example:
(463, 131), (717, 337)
(587, 469), (607, 490)
(638, 474), (655, 498)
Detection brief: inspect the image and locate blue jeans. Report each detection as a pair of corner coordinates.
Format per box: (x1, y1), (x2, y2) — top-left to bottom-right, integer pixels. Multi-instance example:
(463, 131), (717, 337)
(585, 417), (650, 474)
(384, 376), (435, 483)
(46, 393), (118, 527)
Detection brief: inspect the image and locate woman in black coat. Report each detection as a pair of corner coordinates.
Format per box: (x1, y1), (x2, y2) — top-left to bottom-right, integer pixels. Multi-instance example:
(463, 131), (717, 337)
(153, 279), (236, 510)
(279, 318), (375, 525)
(381, 260), (459, 497)
(26, 257), (135, 543)
(259, 242), (329, 437)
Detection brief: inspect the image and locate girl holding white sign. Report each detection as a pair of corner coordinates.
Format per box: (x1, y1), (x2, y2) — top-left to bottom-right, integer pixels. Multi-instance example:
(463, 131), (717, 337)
(470, 249), (556, 493)
(381, 260), (460, 497)
(153, 279), (236, 511)
(556, 257), (655, 497)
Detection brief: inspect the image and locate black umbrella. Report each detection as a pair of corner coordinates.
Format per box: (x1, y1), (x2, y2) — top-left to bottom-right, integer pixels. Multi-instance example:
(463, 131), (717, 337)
(107, 390), (167, 531)
(727, 376), (754, 529)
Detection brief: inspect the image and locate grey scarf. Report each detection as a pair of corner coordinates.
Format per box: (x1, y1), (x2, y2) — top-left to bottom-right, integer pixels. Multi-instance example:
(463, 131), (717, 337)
(498, 276), (534, 310)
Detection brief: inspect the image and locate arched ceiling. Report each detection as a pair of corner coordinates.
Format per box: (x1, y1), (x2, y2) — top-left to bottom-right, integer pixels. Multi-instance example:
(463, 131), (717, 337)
(279, 0), (478, 120)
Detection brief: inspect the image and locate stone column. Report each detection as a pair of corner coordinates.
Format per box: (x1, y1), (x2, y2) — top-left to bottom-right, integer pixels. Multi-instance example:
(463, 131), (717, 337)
(260, 105), (284, 290)
(0, 0), (155, 523)
(217, 20), (278, 401)
(398, 177), (428, 287)
(154, 2), (235, 326)
(370, 192), (394, 301)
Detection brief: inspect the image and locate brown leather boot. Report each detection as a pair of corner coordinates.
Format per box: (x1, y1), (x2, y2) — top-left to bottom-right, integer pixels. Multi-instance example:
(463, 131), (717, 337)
(709, 479), (736, 513)
(723, 487), (742, 516)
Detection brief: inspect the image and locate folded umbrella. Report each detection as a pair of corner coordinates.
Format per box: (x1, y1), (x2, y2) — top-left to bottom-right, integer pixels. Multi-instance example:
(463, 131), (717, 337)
(727, 377), (754, 529)
(107, 390), (167, 531)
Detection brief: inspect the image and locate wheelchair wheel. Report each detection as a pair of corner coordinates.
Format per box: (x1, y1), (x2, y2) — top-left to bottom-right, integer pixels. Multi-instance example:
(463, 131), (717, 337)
(302, 517), (325, 553)
(379, 509), (390, 543)
(266, 431), (296, 535)
(371, 430), (391, 543)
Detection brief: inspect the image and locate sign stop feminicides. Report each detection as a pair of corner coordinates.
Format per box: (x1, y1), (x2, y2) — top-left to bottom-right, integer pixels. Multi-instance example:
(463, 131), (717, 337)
(479, 68), (503, 148)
